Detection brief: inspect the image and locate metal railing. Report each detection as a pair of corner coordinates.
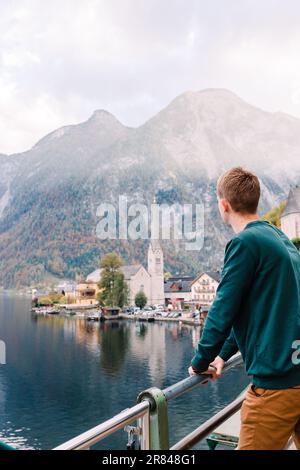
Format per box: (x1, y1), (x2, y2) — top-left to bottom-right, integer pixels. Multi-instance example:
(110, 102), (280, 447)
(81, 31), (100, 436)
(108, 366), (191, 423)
(54, 401), (150, 450)
(171, 393), (245, 450)
(54, 353), (243, 450)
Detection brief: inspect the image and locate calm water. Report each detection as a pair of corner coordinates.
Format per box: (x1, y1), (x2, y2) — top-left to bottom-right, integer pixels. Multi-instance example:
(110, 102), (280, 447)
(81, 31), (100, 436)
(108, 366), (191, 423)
(0, 294), (249, 450)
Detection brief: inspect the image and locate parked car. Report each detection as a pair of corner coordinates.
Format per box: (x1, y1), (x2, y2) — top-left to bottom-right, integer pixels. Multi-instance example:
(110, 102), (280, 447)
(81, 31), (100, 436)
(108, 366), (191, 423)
(167, 312), (175, 318)
(173, 312), (182, 318)
(153, 305), (164, 311)
(153, 310), (162, 316)
(125, 307), (134, 315)
(144, 307), (153, 312)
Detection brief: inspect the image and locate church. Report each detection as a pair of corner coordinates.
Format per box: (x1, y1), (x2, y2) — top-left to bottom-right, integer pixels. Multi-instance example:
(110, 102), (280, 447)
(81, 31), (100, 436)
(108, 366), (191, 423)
(86, 240), (165, 306)
(281, 186), (300, 239)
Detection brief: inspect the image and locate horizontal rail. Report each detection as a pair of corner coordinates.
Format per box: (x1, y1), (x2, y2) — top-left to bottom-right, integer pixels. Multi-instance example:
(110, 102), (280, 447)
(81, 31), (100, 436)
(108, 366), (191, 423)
(54, 352), (243, 450)
(163, 353), (243, 401)
(171, 392), (245, 450)
(54, 401), (150, 450)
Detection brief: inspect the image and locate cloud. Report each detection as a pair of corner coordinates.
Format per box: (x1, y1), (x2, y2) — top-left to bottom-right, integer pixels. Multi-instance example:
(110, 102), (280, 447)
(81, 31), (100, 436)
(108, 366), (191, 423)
(1, 0), (300, 154)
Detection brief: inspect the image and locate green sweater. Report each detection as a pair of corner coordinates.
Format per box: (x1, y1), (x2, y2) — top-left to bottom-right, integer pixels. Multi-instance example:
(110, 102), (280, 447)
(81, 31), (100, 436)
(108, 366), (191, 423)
(191, 220), (300, 389)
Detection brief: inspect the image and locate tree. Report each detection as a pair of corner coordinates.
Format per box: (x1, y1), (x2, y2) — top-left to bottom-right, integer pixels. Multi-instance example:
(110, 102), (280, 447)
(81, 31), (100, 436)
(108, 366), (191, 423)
(38, 292), (67, 306)
(262, 201), (286, 228)
(97, 252), (129, 307)
(292, 238), (300, 251)
(135, 291), (147, 310)
(113, 271), (129, 308)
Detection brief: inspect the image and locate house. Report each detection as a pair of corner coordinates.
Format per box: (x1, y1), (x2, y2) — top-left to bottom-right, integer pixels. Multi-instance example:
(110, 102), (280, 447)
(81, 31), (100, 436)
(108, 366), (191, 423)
(75, 280), (100, 306)
(164, 271), (221, 310)
(190, 271), (221, 306)
(55, 281), (77, 303)
(281, 186), (300, 239)
(86, 240), (165, 306)
(164, 276), (194, 309)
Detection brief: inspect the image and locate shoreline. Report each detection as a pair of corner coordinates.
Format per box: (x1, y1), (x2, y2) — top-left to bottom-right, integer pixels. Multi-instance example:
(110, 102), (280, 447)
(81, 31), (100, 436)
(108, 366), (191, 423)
(29, 308), (203, 327)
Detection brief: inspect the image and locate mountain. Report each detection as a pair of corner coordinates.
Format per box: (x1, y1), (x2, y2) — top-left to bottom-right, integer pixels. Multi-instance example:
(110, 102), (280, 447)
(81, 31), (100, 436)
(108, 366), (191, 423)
(1, 89), (300, 288)
(140, 89), (300, 181)
(0, 153), (21, 220)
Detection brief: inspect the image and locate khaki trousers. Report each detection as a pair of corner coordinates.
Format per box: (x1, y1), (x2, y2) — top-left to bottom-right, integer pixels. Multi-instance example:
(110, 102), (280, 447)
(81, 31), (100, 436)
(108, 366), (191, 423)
(238, 383), (300, 450)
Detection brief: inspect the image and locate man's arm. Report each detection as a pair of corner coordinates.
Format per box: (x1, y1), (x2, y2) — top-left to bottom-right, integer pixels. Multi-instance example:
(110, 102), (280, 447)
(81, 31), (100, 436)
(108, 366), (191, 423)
(219, 328), (239, 361)
(191, 236), (256, 372)
(190, 330), (238, 378)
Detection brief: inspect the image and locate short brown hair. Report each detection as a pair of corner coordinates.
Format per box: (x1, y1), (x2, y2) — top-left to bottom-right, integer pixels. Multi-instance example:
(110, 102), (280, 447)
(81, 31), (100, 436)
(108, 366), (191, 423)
(217, 167), (260, 214)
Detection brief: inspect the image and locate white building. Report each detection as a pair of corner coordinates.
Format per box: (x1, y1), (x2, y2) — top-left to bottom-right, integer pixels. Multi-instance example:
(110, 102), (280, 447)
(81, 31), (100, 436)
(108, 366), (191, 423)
(281, 186), (300, 240)
(164, 272), (220, 309)
(86, 240), (165, 306)
(190, 271), (220, 306)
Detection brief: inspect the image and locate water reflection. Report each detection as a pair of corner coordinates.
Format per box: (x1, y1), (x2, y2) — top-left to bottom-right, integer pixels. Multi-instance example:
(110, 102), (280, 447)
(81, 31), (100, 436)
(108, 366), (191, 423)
(0, 295), (249, 449)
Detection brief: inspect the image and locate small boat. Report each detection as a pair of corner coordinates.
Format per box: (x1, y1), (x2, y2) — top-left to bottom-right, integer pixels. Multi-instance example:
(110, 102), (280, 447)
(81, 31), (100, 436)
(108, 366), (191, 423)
(87, 313), (102, 321)
(31, 306), (60, 315)
(66, 310), (77, 316)
(46, 308), (60, 315)
(31, 307), (48, 314)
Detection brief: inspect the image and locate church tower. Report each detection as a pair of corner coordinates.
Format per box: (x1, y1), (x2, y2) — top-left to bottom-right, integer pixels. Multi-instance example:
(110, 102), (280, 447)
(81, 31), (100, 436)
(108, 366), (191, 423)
(281, 186), (300, 239)
(148, 239), (165, 305)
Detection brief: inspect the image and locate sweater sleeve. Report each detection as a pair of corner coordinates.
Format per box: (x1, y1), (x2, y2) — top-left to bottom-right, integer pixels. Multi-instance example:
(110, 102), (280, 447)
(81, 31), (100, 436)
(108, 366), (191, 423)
(219, 328), (239, 361)
(191, 236), (256, 372)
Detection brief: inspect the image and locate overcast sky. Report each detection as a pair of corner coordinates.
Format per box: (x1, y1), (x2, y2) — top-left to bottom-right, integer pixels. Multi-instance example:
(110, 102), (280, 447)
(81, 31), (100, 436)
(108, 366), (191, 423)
(1, 0), (300, 154)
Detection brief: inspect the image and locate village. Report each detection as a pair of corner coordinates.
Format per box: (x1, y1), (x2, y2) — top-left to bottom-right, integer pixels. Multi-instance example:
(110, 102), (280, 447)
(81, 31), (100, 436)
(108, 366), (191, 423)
(31, 237), (220, 325)
(31, 186), (300, 325)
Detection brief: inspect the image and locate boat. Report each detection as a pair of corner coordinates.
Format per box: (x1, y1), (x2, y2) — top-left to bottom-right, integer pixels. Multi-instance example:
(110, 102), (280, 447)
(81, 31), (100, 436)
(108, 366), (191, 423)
(87, 313), (102, 322)
(46, 308), (60, 315)
(60, 303), (99, 310)
(31, 306), (60, 315)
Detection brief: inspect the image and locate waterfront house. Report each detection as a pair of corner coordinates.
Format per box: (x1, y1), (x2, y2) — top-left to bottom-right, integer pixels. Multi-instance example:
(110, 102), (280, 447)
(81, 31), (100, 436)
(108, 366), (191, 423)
(75, 280), (100, 306)
(191, 271), (220, 306)
(164, 271), (220, 311)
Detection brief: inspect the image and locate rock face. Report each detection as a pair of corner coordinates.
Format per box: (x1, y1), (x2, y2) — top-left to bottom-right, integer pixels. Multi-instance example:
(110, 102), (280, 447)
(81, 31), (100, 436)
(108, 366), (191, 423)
(1, 89), (299, 287)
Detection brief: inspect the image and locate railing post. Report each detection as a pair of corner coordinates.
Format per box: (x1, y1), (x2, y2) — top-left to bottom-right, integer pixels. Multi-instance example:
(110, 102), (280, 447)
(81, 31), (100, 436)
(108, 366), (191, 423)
(137, 387), (169, 450)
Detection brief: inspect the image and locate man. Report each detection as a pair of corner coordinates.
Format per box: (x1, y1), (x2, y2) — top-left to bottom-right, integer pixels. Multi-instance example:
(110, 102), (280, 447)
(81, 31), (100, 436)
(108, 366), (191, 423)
(189, 167), (300, 450)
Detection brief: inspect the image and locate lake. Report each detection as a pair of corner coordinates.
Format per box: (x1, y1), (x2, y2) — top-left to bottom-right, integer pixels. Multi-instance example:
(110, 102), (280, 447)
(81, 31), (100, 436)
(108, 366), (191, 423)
(0, 294), (249, 450)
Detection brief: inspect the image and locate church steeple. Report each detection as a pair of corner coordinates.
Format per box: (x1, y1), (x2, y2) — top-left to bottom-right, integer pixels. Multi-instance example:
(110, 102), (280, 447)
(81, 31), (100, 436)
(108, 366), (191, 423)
(148, 239), (164, 305)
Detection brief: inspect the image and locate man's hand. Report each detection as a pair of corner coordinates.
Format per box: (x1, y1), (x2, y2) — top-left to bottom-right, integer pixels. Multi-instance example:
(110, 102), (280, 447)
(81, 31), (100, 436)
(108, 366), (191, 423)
(209, 356), (225, 380)
(188, 356), (225, 381)
(188, 365), (218, 379)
